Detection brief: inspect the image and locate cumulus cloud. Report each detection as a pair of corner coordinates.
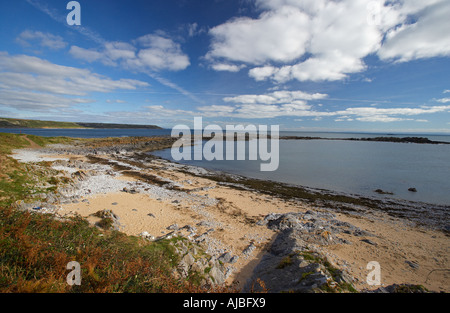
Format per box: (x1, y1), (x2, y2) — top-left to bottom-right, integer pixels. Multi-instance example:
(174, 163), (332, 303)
(69, 33), (190, 72)
(206, 0), (450, 83)
(378, 0), (450, 62)
(206, 6), (310, 65)
(0, 52), (148, 112)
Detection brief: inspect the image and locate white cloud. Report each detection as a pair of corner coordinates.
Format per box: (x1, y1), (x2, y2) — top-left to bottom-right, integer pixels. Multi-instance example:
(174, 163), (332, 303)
(206, 0), (450, 82)
(224, 90), (328, 105)
(133, 34), (190, 71)
(437, 98), (450, 103)
(16, 30), (67, 50)
(378, 1), (450, 62)
(69, 33), (190, 72)
(207, 6), (310, 65)
(211, 63), (246, 72)
(0, 88), (92, 111)
(185, 23), (206, 37)
(106, 99), (127, 104)
(136, 94), (450, 122)
(0, 52), (149, 112)
(69, 46), (104, 63)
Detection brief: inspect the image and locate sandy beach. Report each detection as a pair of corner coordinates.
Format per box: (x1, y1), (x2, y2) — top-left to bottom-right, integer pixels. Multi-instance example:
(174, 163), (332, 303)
(11, 140), (450, 292)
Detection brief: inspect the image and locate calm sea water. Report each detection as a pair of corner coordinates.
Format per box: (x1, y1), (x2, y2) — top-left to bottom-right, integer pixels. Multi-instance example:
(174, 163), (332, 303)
(2, 128), (449, 206)
(152, 133), (450, 206)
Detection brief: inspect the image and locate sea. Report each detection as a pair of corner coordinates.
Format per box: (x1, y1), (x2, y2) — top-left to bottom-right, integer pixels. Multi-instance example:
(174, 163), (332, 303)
(2, 128), (450, 206)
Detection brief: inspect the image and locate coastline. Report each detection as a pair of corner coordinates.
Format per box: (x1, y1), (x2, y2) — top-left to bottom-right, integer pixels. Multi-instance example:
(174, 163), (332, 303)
(8, 136), (450, 292)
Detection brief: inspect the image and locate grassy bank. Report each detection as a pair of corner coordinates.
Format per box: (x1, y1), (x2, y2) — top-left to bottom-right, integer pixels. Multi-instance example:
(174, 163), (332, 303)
(0, 133), (224, 292)
(0, 133), (74, 208)
(0, 117), (85, 129)
(0, 117), (162, 129)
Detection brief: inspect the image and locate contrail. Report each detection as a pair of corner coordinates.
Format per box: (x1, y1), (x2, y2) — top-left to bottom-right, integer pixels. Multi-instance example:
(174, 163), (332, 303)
(25, 0), (203, 104)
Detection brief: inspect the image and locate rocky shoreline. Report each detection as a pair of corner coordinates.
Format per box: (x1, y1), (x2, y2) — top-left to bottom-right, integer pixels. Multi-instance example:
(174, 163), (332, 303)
(9, 136), (450, 292)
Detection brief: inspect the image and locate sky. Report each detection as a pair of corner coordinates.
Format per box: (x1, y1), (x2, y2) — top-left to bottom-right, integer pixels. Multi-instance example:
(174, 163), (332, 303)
(0, 0), (450, 133)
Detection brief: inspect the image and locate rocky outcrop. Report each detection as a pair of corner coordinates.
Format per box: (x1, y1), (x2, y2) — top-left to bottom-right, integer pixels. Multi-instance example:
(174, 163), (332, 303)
(138, 224), (236, 288)
(244, 211), (365, 293)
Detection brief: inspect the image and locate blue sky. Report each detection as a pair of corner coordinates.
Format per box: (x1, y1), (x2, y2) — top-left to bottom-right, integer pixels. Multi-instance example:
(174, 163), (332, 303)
(0, 0), (449, 133)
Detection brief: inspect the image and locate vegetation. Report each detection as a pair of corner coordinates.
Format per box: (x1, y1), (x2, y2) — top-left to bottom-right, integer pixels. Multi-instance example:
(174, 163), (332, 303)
(0, 133), (73, 208)
(298, 250), (358, 293)
(0, 117), (162, 129)
(0, 133), (224, 292)
(276, 256), (293, 269)
(0, 117), (84, 129)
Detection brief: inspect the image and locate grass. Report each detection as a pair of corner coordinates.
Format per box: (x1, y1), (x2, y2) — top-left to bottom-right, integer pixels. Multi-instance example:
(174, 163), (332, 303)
(297, 250), (358, 293)
(0, 133), (231, 293)
(0, 206), (207, 292)
(0, 117), (84, 129)
(0, 133), (74, 208)
(276, 256), (293, 269)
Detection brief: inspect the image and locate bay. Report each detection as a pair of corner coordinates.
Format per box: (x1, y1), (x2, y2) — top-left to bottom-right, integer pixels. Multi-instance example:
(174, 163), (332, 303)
(2, 128), (449, 206)
(152, 135), (450, 206)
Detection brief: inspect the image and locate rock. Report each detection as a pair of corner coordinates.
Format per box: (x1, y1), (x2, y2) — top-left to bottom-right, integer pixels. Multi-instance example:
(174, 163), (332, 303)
(374, 189), (393, 195)
(167, 224), (179, 231)
(209, 264), (226, 285)
(361, 239), (377, 246)
(405, 260), (419, 269)
(408, 187), (417, 192)
(242, 243), (256, 258)
(179, 252), (196, 276)
(256, 212), (281, 226)
(196, 220), (215, 228)
(122, 187), (137, 194)
(372, 284), (429, 293)
(138, 231), (155, 241)
(267, 213), (302, 231)
(155, 231), (176, 241)
(92, 209), (121, 230)
(71, 170), (89, 181)
(218, 252), (233, 263)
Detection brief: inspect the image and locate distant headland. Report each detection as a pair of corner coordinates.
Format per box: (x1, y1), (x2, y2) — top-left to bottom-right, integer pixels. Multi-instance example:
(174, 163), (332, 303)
(0, 117), (162, 129)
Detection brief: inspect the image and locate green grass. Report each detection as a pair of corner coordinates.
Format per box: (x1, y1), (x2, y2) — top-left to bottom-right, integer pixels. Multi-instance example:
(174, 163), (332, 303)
(297, 250), (358, 293)
(0, 133), (235, 293)
(0, 117), (84, 129)
(0, 133), (74, 208)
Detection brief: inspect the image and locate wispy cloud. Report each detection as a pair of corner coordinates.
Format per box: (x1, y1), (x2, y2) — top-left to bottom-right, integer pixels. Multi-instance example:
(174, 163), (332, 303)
(0, 52), (148, 112)
(25, 0), (105, 45)
(134, 89), (450, 123)
(16, 30), (67, 50)
(26, 0), (201, 103)
(436, 98), (450, 103)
